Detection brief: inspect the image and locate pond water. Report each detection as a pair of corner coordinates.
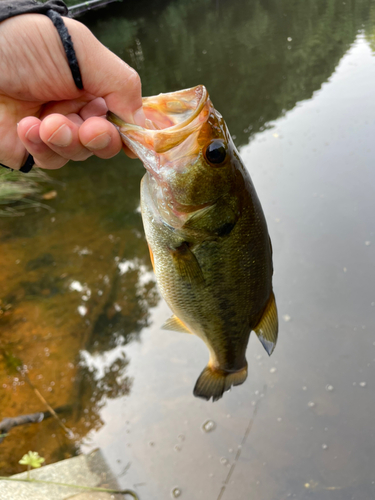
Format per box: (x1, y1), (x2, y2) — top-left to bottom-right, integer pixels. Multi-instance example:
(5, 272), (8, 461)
(1, 0), (375, 498)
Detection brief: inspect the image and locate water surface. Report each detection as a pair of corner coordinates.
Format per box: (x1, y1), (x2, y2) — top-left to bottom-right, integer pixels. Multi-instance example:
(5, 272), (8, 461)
(1, 1), (375, 499)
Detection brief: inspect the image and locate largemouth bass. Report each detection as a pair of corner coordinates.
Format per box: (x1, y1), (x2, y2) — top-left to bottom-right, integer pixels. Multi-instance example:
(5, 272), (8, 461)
(108, 85), (278, 401)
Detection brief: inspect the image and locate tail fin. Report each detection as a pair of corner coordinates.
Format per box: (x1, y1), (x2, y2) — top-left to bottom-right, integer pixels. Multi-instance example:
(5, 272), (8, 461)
(193, 364), (248, 402)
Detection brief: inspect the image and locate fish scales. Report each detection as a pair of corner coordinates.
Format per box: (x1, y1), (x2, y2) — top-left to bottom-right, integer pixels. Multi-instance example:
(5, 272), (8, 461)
(108, 85), (278, 401)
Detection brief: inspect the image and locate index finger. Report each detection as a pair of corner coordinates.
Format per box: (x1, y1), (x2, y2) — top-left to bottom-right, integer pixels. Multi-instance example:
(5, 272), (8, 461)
(64, 18), (146, 127)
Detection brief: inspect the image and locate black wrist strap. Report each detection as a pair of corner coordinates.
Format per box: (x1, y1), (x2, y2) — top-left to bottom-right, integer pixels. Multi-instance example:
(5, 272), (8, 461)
(0, 0), (83, 173)
(45, 9), (83, 90)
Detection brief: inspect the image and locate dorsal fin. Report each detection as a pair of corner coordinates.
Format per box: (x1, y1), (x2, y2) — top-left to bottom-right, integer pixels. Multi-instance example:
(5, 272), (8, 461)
(162, 315), (192, 334)
(254, 291), (278, 356)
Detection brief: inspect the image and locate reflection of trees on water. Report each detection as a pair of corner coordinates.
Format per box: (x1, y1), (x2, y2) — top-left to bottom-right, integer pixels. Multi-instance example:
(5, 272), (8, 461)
(77, 0), (373, 441)
(86, 259), (158, 354)
(0, 248), (159, 472)
(2, 0), (375, 474)
(72, 258), (158, 436)
(365, 3), (375, 52)
(0, 155), (159, 472)
(75, 353), (131, 432)
(88, 0), (372, 147)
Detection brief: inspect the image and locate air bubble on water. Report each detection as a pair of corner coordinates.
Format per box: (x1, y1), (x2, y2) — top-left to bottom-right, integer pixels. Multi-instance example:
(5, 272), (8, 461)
(174, 445), (181, 452)
(228, 448), (233, 453)
(307, 401), (315, 408)
(365, 241), (371, 246)
(202, 420), (216, 433)
(302, 386), (307, 391)
(322, 444), (328, 450)
(178, 434), (185, 442)
(283, 314), (291, 322)
(255, 390), (259, 395)
(287, 37), (292, 41)
(359, 382), (367, 387)
(325, 384), (334, 392)
(270, 367), (277, 373)
(277, 417), (282, 422)
(171, 487), (182, 498)
(220, 457), (228, 465)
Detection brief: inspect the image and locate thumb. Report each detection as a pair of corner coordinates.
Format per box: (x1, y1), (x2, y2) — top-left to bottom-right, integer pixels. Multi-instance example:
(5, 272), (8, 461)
(64, 18), (146, 126)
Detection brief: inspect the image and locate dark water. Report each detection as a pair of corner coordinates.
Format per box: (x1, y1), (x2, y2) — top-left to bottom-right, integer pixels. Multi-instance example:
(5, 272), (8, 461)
(1, 0), (375, 498)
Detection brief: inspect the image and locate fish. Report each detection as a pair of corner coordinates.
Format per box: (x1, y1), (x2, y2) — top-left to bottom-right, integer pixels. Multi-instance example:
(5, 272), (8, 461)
(107, 85), (278, 402)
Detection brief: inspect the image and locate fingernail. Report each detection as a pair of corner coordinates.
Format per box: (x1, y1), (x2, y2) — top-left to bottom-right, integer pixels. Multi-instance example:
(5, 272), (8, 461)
(85, 133), (111, 150)
(133, 107), (146, 127)
(25, 124), (42, 145)
(48, 124), (72, 147)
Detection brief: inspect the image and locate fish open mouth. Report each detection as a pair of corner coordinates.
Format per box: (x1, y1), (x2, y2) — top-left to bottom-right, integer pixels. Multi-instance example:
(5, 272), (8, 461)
(107, 85), (211, 161)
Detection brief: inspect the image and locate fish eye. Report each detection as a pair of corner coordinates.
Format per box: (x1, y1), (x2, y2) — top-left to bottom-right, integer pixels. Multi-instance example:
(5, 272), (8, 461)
(204, 140), (227, 165)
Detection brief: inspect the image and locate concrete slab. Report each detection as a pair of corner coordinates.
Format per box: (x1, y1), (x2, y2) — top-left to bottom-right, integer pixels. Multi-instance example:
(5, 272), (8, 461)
(0, 449), (125, 500)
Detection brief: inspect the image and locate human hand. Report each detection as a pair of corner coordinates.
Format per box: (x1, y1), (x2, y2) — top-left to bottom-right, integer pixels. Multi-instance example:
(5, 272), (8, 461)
(0, 13), (145, 170)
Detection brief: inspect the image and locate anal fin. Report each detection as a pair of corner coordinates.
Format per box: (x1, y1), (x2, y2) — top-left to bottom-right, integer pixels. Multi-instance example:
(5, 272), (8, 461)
(162, 315), (192, 334)
(254, 291), (278, 356)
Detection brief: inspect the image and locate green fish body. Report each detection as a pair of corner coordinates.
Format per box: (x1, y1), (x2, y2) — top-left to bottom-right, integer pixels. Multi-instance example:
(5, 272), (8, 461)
(108, 85), (278, 401)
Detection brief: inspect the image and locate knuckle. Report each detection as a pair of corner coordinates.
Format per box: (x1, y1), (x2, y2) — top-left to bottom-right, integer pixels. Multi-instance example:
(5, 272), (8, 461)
(125, 68), (142, 92)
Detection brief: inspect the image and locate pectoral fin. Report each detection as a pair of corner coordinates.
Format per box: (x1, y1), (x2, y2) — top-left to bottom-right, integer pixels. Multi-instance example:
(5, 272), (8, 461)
(169, 242), (205, 285)
(254, 291), (278, 356)
(183, 198), (238, 237)
(162, 315), (192, 334)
